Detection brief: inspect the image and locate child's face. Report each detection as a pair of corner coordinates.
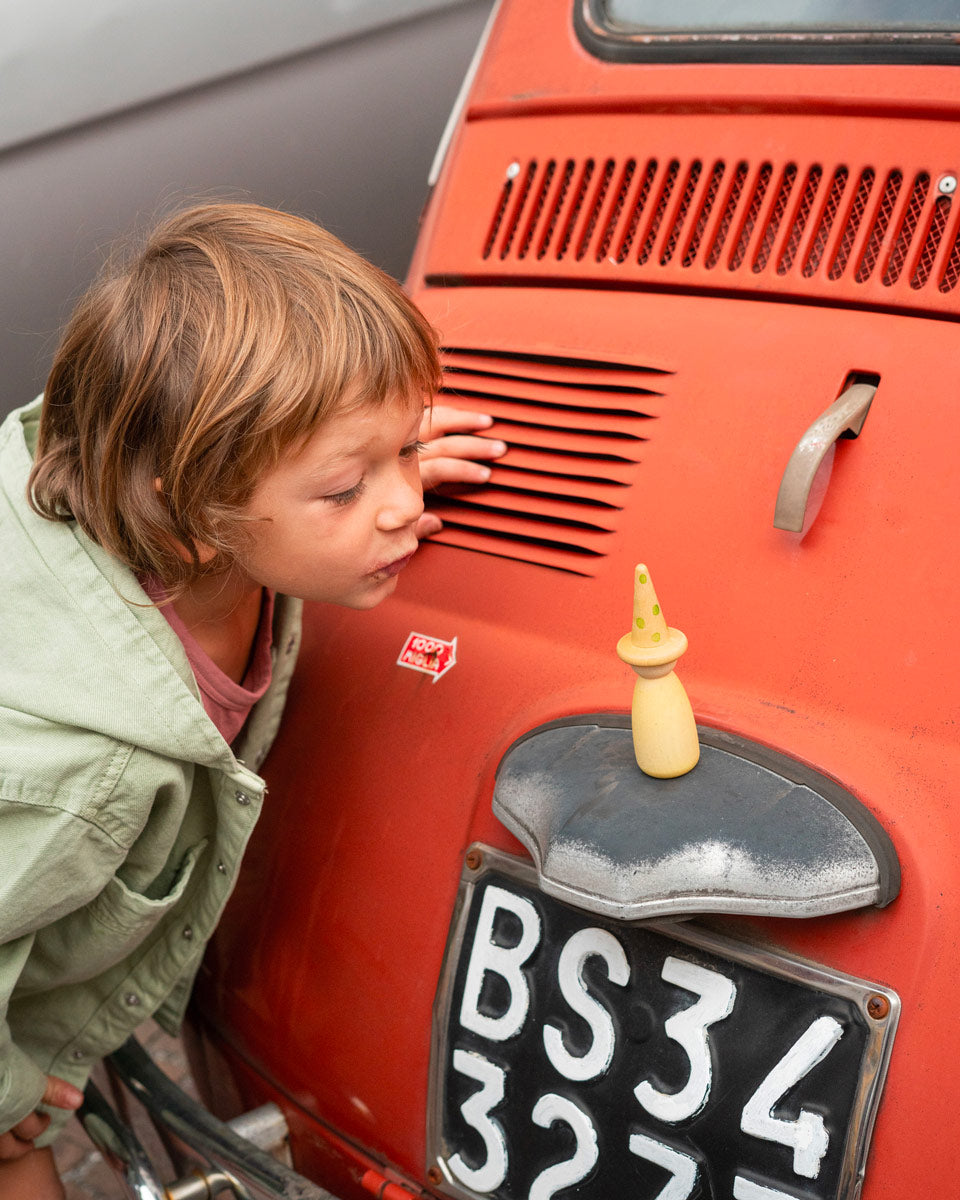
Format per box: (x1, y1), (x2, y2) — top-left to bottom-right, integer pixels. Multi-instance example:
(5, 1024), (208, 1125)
(232, 394), (425, 608)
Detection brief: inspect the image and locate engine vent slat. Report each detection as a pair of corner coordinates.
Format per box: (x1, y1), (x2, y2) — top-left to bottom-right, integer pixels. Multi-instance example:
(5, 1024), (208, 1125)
(427, 525), (599, 576)
(884, 173), (930, 286)
(429, 506), (610, 544)
(441, 398), (650, 440)
(855, 169), (904, 283)
(703, 160), (746, 269)
(577, 158), (617, 260)
(442, 346), (669, 376)
(458, 144), (960, 314)
(616, 157), (659, 262)
(596, 159), (638, 261)
(730, 162), (773, 271)
(639, 159), (680, 266)
(753, 163), (798, 273)
(487, 424), (640, 462)
(432, 491), (618, 532)
(485, 466), (626, 504)
(778, 166), (822, 276)
(939, 221), (960, 291)
(489, 447), (634, 486)
(558, 159), (597, 259)
(425, 347), (665, 573)
(518, 161), (558, 260)
(442, 364), (660, 402)
(803, 166), (848, 277)
(683, 160), (726, 267)
(661, 160), (703, 266)
(911, 194), (952, 289)
(441, 366), (656, 401)
(441, 382), (650, 423)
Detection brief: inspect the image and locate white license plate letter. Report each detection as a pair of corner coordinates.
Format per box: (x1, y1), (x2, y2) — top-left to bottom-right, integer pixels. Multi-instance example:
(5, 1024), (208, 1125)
(629, 1132), (699, 1200)
(460, 885), (541, 1042)
(635, 956), (737, 1123)
(543, 926), (630, 1082)
(528, 1094), (598, 1200)
(448, 1049), (508, 1193)
(740, 1014), (844, 1179)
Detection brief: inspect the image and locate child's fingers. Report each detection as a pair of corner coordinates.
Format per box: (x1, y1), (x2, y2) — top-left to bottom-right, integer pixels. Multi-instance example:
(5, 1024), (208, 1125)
(419, 434), (506, 488)
(0, 1130), (37, 1160)
(420, 457), (497, 491)
(420, 435), (507, 463)
(420, 405), (495, 438)
(9, 1110), (49, 1143)
(416, 512), (444, 539)
(41, 1076), (84, 1112)
(416, 416), (506, 525)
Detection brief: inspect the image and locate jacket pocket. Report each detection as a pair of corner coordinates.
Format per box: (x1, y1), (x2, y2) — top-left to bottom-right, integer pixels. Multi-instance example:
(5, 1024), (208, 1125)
(19, 840), (209, 991)
(91, 839), (207, 937)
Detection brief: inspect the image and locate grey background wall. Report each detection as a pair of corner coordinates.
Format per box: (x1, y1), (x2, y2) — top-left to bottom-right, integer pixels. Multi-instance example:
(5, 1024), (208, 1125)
(0, 0), (492, 417)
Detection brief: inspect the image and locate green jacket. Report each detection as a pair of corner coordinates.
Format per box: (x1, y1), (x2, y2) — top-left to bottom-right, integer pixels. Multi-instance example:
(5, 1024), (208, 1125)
(0, 399), (301, 1142)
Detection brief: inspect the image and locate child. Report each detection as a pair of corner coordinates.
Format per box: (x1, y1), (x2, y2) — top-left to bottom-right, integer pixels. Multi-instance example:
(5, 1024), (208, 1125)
(0, 203), (504, 1197)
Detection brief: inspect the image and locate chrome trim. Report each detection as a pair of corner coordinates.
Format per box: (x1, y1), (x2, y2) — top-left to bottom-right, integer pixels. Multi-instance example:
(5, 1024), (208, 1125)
(428, 0), (503, 188)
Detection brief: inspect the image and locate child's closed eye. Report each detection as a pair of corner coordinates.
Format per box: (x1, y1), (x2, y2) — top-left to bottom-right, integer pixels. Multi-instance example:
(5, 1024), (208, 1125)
(322, 441), (424, 506)
(324, 480), (366, 507)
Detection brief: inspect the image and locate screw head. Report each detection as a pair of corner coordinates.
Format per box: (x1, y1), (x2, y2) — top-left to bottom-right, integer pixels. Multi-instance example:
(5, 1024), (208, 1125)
(427, 1165), (443, 1186)
(465, 849), (483, 871)
(938, 174), (957, 195)
(866, 993), (891, 1020)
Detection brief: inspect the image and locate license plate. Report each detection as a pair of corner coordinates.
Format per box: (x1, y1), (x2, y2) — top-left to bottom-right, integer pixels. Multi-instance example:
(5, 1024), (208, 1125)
(428, 847), (899, 1200)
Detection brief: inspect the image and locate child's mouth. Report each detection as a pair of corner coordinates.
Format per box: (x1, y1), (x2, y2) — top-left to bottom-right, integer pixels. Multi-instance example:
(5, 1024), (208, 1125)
(372, 549), (417, 579)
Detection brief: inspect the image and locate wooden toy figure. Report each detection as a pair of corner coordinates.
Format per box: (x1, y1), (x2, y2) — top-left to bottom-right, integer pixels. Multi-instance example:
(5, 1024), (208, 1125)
(616, 564), (700, 778)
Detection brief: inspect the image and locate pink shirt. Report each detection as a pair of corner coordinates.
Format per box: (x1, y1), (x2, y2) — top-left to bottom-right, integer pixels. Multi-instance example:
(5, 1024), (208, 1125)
(142, 578), (275, 745)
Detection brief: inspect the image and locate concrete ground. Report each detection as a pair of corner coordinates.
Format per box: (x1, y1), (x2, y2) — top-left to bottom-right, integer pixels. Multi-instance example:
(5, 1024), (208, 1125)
(53, 1021), (196, 1200)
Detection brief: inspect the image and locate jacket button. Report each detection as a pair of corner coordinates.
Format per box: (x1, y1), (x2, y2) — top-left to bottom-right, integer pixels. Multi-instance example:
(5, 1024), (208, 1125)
(217, 861), (227, 874)
(71, 1049), (85, 1061)
(124, 992), (141, 1007)
(182, 926), (194, 940)
(235, 790), (252, 806)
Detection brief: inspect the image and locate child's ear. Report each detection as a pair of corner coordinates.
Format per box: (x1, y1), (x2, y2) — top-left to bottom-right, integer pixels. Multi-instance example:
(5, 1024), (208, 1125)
(154, 477), (218, 565)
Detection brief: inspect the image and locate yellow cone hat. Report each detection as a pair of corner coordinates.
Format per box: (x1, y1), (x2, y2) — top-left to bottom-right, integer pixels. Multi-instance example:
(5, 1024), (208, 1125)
(617, 563), (687, 669)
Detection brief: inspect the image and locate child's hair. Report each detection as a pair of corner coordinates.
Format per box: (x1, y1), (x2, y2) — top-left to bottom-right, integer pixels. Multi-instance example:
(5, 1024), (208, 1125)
(28, 202), (440, 589)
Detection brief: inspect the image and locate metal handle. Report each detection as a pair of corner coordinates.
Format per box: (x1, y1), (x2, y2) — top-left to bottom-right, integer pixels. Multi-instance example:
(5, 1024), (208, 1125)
(774, 381), (876, 532)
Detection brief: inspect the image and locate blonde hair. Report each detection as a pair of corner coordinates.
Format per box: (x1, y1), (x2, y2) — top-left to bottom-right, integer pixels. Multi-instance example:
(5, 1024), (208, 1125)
(29, 203), (440, 588)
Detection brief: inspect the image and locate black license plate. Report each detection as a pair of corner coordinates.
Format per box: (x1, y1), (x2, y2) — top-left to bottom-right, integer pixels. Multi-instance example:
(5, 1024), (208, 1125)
(428, 848), (898, 1200)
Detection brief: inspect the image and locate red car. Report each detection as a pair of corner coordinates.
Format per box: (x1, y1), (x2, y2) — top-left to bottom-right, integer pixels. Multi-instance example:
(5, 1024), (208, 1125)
(91, 4), (960, 1199)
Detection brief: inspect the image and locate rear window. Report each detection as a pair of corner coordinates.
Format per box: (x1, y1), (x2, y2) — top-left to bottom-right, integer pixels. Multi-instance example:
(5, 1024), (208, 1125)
(577, 0), (960, 63)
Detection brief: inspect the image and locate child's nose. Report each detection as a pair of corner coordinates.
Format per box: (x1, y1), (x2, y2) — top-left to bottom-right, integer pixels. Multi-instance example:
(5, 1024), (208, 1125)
(378, 471), (424, 530)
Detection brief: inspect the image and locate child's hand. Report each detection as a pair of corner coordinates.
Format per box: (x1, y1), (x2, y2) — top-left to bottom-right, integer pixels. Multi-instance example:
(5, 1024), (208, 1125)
(417, 405), (506, 537)
(0, 1076), (84, 1159)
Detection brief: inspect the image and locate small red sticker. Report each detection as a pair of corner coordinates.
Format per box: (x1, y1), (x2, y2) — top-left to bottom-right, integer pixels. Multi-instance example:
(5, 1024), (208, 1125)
(397, 632), (458, 682)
